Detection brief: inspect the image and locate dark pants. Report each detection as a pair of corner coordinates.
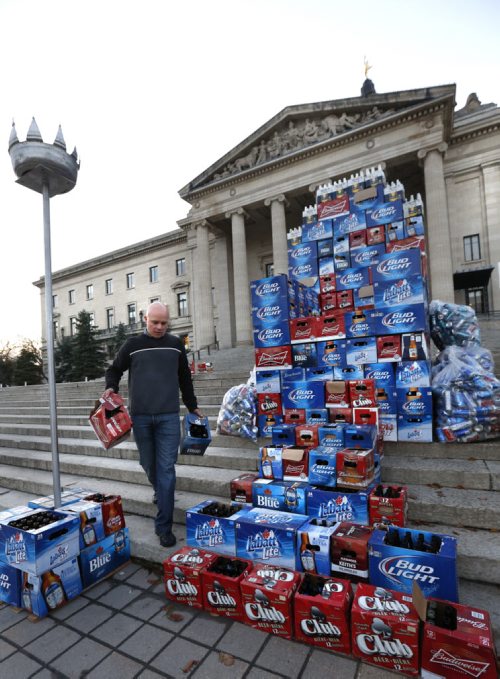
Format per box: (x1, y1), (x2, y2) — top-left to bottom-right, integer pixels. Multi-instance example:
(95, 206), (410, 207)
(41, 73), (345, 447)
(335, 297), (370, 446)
(132, 413), (180, 536)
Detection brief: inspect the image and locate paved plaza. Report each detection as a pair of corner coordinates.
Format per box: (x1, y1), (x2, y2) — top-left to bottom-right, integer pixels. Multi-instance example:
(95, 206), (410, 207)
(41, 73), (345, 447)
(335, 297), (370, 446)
(0, 559), (402, 679)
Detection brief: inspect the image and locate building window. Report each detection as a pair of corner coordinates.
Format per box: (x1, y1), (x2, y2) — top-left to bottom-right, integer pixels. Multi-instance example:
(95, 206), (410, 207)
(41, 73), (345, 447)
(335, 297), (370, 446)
(149, 265), (159, 283)
(466, 287), (488, 314)
(464, 234), (481, 262)
(105, 278), (113, 295)
(52, 294), (58, 308)
(70, 317), (77, 336)
(68, 289), (75, 305)
(127, 303), (136, 325)
(61, 327), (65, 338)
(53, 320), (59, 338)
(126, 272), (135, 289)
(106, 308), (114, 329)
(88, 312), (95, 326)
(176, 258), (186, 276)
(265, 262), (274, 277)
(177, 292), (188, 317)
(86, 284), (94, 300)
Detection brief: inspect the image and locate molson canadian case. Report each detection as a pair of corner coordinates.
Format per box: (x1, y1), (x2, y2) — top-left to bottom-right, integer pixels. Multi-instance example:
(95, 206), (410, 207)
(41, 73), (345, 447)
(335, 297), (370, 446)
(240, 564), (300, 638)
(163, 547), (218, 608)
(294, 573), (353, 654)
(351, 583), (420, 676)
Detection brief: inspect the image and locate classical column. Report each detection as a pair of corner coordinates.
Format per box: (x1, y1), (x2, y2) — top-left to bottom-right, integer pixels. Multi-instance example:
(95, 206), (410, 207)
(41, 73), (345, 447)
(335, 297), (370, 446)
(417, 143), (455, 302)
(226, 208), (252, 345)
(193, 220), (215, 347)
(264, 194), (289, 276)
(482, 163), (500, 311)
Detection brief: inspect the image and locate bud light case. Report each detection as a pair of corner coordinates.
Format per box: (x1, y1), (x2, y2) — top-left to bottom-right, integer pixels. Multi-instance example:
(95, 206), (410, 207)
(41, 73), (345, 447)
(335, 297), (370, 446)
(271, 424), (296, 447)
(305, 409), (329, 425)
(257, 414), (284, 439)
(240, 564), (300, 639)
(250, 275), (289, 308)
(307, 486), (374, 525)
(366, 199), (404, 227)
(351, 583), (420, 676)
(253, 323), (291, 348)
(364, 363), (396, 388)
(79, 528), (130, 589)
(282, 380), (325, 410)
(251, 303), (289, 330)
(336, 266), (371, 292)
(372, 249), (422, 282)
(316, 340), (346, 368)
(0, 508), (80, 576)
(251, 479), (309, 514)
(368, 306), (428, 336)
(288, 243), (319, 281)
(308, 449), (337, 487)
(0, 563), (21, 606)
(255, 370), (281, 394)
(236, 508), (309, 570)
(201, 556), (252, 621)
(163, 547), (218, 609)
(344, 311), (373, 338)
(396, 388), (433, 418)
(368, 527), (458, 602)
(186, 501), (250, 556)
(318, 424), (345, 451)
(351, 244), (386, 269)
(294, 573), (353, 655)
(25, 556), (83, 618)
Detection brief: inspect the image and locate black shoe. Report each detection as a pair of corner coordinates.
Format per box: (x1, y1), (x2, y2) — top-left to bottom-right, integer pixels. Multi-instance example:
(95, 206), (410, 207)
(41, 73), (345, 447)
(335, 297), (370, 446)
(152, 493), (157, 505)
(159, 532), (176, 548)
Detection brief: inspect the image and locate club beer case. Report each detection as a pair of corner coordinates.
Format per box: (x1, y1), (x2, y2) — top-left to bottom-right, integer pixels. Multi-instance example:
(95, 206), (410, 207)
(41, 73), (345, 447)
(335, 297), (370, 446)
(201, 556), (252, 621)
(163, 547), (219, 608)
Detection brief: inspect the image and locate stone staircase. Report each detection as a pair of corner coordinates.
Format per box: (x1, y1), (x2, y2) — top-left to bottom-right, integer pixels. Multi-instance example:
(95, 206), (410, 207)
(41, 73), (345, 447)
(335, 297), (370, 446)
(0, 361), (499, 617)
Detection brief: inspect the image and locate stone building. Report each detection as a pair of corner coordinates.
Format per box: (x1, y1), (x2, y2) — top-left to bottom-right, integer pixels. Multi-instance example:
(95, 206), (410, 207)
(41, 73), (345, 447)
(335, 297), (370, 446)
(35, 82), (500, 352)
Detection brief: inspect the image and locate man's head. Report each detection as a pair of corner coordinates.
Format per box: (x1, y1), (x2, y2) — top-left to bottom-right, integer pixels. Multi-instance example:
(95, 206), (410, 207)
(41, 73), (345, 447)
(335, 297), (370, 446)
(145, 302), (169, 338)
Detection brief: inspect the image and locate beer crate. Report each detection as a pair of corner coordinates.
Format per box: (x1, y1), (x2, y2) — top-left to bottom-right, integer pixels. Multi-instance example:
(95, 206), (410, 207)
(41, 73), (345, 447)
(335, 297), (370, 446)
(0, 562), (21, 607)
(79, 528), (130, 588)
(22, 556), (83, 618)
(163, 546), (218, 609)
(330, 522), (373, 582)
(251, 479), (309, 515)
(201, 556), (253, 621)
(186, 501), (250, 557)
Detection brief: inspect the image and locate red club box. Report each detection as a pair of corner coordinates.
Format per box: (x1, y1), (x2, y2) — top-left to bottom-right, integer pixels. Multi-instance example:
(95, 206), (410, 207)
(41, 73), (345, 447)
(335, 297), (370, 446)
(336, 448), (375, 489)
(231, 473), (259, 504)
(255, 345), (292, 370)
(336, 290), (354, 311)
(290, 317), (318, 343)
(369, 485), (408, 527)
(163, 547), (218, 608)
(240, 564), (301, 638)
(366, 225), (386, 245)
(316, 312), (345, 340)
(329, 407), (353, 424)
(295, 424), (319, 449)
(282, 447), (309, 482)
(319, 273), (336, 294)
(325, 381), (350, 408)
(330, 522), (373, 582)
(284, 408), (306, 425)
(83, 493), (125, 536)
(351, 583), (420, 676)
(201, 556), (253, 621)
(320, 292), (337, 315)
(294, 574), (353, 655)
(412, 583), (499, 679)
(257, 393), (283, 417)
(376, 335), (402, 363)
(349, 380), (376, 408)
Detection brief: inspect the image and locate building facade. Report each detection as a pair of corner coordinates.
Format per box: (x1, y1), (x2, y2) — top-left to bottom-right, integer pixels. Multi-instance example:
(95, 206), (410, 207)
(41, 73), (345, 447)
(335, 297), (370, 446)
(35, 83), (500, 351)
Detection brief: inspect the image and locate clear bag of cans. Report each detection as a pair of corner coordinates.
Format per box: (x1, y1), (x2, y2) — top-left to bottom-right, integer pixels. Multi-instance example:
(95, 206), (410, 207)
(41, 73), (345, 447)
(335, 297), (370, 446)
(429, 300), (481, 350)
(432, 345), (500, 442)
(216, 383), (258, 441)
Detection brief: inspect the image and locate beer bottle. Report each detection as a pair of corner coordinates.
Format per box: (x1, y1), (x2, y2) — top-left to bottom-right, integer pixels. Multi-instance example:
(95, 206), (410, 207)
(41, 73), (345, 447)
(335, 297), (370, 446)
(114, 529), (125, 553)
(261, 449), (274, 479)
(80, 512), (97, 547)
(408, 334), (418, 359)
(284, 483), (299, 509)
(300, 533), (317, 574)
(41, 570), (66, 610)
(21, 572), (33, 612)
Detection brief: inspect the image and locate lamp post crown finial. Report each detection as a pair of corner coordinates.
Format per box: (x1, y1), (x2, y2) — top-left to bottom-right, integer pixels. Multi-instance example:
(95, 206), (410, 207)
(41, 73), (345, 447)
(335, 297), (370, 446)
(8, 120), (19, 150)
(26, 117), (43, 142)
(53, 125), (66, 150)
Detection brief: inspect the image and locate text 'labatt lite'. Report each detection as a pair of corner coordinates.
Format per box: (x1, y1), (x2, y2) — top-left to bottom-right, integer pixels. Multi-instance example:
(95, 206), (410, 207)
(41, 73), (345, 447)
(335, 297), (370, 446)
(352, 583), (420, 676)
(240, 564), (300, 638)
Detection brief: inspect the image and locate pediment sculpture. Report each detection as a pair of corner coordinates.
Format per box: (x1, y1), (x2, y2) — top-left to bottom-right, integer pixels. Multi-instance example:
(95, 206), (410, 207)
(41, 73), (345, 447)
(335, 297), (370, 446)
(211, 106), (395, 182)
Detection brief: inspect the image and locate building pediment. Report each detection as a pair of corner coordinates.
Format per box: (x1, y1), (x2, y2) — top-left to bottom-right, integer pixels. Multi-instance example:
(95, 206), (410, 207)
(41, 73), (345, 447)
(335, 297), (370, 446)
(179, 84), (456, 200)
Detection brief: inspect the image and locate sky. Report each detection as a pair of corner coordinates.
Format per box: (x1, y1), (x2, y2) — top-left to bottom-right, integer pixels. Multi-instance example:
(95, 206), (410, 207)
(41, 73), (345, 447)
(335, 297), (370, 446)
(1, 0), (499, 345)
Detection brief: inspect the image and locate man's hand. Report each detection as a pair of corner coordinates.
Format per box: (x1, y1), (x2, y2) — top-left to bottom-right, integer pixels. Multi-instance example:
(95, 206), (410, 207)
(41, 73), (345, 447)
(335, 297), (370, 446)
(192, 408), (205, 419)
(101, 388), (116, 400)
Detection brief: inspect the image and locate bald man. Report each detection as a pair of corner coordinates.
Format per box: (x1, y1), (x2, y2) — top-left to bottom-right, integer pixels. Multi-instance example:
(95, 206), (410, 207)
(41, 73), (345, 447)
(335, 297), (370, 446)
(104, 302), (202, 548)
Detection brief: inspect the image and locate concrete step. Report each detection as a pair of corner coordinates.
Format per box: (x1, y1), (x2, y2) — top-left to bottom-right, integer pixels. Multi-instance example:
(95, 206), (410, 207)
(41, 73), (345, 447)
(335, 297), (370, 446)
(381, 455), (494, 490)
(384, 439), (500, 461)
(0, 450), (246, 497)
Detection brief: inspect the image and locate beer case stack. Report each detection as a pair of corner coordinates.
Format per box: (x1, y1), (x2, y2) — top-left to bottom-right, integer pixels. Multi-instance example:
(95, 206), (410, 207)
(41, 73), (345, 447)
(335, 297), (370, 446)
(252, 165), (433, 444)
(0, 489), (130, 617)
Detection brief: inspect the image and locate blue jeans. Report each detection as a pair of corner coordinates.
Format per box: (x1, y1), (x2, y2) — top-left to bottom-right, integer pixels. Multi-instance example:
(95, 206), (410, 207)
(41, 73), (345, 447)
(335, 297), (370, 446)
(132, 413), (180, 536)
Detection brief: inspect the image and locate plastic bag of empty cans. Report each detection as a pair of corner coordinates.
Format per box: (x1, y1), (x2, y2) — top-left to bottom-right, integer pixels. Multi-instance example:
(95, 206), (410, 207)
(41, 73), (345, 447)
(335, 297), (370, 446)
(432, 345), (500, 442)
(429, 300), (481, 350)
(216, 383), (258, 442)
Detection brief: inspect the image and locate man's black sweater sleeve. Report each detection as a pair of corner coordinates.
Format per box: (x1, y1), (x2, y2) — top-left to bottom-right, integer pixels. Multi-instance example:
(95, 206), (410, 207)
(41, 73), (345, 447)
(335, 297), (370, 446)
(178, 345), (198, 412)
(105, 339), (133, 393)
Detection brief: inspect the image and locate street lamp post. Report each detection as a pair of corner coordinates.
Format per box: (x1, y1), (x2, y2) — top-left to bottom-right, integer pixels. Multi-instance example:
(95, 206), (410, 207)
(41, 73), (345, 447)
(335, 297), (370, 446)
(8, 118), (79, 508)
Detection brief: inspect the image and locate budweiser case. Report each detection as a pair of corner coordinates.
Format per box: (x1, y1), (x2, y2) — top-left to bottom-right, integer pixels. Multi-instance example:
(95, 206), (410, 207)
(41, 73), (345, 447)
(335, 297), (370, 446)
(351, 583), (420, 676)
(240, 564), (300, 638)
(163, 547), (218, 608)
(294, 574), (353, 654)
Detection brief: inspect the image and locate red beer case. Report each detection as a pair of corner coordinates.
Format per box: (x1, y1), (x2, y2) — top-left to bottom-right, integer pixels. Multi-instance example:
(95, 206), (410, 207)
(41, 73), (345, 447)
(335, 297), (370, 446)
(201, 556), (253, 621)
(330, 522), (373, 582)
(163, 547), (218, 608)
(294, 573), (353, 655)
(84, 493), (125, 536)
(230, 473), (259, 503)
(369, 484), (408, 527)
